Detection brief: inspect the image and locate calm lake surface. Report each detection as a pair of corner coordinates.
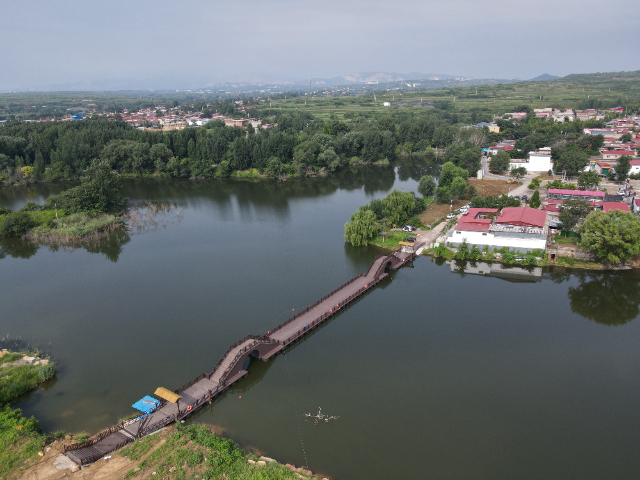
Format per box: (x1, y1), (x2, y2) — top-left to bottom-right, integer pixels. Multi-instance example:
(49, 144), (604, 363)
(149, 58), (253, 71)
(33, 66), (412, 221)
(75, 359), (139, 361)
(2, 161), (640, 480)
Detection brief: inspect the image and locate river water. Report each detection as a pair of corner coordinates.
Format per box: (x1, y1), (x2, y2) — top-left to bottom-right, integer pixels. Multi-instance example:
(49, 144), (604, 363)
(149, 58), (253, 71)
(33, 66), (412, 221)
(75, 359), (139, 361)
(2, 161), (640, 480)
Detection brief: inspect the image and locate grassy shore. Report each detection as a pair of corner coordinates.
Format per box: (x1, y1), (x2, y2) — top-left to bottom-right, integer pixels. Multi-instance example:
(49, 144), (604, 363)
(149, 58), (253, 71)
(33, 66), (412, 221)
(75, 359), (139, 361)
(118, 423), (311, 480)
(26, 213), (123, 244)
(0, 349), (56, 479)
(0, 210), (123, 243)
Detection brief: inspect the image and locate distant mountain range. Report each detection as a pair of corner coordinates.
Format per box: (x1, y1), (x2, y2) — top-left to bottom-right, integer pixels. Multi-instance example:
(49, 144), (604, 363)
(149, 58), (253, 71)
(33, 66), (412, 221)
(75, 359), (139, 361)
(530, 74), (560, 82)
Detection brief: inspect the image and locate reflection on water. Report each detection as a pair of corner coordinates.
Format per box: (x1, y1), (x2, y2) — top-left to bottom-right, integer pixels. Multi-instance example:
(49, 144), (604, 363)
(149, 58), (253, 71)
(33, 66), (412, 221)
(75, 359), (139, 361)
(0, 229), (130, 262)
(448, 259), (542, 283)
(566, 271), (640, 326)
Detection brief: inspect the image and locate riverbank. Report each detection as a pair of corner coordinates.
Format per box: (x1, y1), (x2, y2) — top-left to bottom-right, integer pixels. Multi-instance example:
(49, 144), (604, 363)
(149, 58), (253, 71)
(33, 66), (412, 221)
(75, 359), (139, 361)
(22, 423), (327, 480)
(1, 348), (56, 479)
(1, 346), (326, 480)
(0, 209), (124, 244)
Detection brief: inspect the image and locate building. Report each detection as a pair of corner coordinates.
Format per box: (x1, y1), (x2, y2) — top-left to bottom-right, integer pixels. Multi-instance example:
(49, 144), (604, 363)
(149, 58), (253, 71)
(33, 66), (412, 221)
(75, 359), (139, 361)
(595, 162), (612, 175)
(629, 159), (640, 175)
(509, 149), (553, 173)
(547, 189), (605, 202)
(447, 207), (548, 253)
(486, 144), (515, 155)
(600, 150), (637, 161)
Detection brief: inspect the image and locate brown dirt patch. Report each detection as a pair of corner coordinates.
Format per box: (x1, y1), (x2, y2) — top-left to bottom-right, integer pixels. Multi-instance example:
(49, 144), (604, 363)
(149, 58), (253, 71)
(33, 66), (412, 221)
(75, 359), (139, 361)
(419, 200), (467, 226)
(468, 179), (511, 197)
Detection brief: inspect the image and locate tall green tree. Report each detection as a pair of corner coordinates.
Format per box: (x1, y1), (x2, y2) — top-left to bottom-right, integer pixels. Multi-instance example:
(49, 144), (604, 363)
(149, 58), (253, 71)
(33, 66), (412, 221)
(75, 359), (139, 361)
(578, 170), (600, 190)
(580, 210), (640, 264)
(382, 190), (416, 225)
(344, 207), (379, 246)
(554, 147), (589, 176)
(615, 155), (632, 182)
(56, 159), (125, 213)
(529, 189), (541, 209)
(510, 166), (527, 181)
(417, 175), (436, 198)
(489, 151), (510, 173)
(559, 199), (593, 232)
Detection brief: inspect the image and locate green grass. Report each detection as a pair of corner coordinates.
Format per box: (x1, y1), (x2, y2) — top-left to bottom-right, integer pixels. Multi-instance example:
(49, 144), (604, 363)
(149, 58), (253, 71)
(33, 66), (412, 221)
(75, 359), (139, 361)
(370, 230), (414, 249)
(0, 406), (47, 480)
(27, 213), (122, 241)
(0, 352), (55, 405)
(0, 350), (56, 480)
(120, 423), (304, 480)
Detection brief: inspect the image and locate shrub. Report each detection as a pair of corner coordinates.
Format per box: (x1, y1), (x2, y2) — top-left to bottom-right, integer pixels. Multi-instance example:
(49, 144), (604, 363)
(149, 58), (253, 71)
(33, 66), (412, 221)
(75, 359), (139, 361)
(0, 211), (35, 237)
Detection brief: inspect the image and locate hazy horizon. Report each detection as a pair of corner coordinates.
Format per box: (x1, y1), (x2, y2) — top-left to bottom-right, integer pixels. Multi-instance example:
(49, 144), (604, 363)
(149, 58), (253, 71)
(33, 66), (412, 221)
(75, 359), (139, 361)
(1, 0), (638, 92)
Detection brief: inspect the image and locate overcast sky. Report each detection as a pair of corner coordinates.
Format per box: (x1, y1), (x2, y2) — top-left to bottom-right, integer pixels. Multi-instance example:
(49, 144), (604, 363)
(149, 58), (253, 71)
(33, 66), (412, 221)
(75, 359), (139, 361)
(1, 0), (638, 91)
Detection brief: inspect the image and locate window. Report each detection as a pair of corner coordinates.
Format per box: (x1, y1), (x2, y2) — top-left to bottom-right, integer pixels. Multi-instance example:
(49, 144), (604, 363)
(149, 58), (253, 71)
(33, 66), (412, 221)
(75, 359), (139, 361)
(482, 233), (487, 236)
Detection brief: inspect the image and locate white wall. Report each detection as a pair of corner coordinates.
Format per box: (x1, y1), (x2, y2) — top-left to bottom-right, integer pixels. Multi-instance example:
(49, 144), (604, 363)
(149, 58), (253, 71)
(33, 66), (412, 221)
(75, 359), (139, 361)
(447, 230), (547, 253)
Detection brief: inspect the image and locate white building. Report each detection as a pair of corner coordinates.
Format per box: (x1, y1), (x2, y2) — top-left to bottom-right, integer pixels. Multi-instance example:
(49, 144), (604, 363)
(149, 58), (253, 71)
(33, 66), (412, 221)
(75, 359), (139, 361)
(508, 149), (553, 173)
(446, 207), (548, 253)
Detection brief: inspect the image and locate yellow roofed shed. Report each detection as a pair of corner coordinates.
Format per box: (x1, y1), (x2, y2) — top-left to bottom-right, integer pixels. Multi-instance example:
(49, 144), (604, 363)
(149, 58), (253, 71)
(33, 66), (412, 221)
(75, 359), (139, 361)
(154, 387), (182, 404)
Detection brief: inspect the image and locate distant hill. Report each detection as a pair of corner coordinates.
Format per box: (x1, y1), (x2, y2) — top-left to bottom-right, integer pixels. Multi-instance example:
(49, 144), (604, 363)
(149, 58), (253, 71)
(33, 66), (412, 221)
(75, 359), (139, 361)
(556, 70), (640, 83)
(530, 74), (559, 82)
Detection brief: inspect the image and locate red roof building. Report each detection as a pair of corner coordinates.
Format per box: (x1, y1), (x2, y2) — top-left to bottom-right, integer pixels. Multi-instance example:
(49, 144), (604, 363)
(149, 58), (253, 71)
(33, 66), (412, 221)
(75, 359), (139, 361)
(595, 202), (630, 212)
(495, 207), (547, 228)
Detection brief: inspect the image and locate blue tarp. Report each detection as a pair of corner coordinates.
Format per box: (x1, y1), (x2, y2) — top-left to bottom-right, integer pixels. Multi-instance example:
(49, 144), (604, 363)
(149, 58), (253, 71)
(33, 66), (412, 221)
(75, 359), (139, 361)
(132, 395), (160, 414)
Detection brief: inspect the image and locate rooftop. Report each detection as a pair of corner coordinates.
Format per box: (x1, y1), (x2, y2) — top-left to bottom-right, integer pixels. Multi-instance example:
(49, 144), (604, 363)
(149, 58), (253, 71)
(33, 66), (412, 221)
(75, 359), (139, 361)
(495, 207), (547, 228)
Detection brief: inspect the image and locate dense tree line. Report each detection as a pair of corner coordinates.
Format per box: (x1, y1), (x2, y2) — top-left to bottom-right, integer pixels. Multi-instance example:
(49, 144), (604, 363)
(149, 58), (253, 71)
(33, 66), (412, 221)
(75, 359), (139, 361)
(0, 110), (488, 185)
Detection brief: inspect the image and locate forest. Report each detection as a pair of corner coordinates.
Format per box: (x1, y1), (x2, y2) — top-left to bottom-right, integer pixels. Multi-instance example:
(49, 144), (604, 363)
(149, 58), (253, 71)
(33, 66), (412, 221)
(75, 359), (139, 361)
(0, 108), (488, 185)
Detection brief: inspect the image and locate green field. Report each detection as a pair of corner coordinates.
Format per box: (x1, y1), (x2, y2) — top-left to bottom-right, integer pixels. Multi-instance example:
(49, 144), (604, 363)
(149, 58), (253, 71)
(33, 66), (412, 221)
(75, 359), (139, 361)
(266, 72), (640, 121)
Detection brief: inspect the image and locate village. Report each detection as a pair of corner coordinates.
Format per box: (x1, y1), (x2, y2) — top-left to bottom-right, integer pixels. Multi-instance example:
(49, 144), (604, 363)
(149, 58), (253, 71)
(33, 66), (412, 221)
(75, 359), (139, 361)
(440, 108), (640, 269)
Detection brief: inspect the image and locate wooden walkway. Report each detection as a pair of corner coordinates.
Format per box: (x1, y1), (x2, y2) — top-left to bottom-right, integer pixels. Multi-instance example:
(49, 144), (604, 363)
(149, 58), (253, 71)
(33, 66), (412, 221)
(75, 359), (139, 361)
(66, 250), (414, 466)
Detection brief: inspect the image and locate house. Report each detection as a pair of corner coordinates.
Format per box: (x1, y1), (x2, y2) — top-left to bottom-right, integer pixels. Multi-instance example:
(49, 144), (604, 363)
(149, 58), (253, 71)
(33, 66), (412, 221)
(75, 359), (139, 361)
(487, 144), (515, 155)
(509, 150), (553, 173)
(593, 202), (630, 213)
(547, 189), (605, 202)
(629, 159), (640, 175)
(447, 207), (548, 253)
(600, 150), (637, 161)
(595, 162), (612, 175)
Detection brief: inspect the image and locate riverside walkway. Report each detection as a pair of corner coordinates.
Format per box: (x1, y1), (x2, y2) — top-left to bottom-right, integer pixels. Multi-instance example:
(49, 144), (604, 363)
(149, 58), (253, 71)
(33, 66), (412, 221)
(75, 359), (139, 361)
(66, 249), (414, 466)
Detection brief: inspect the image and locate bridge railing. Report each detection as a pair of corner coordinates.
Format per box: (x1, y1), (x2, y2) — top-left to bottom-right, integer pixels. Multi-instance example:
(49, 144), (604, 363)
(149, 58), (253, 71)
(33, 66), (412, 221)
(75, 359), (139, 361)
(277, 278), (383, 345)
(64, 419), (129, 453)
(365, 253), (390, 277)
(269, 273), (364, 335)
(206, 334), (267, 380)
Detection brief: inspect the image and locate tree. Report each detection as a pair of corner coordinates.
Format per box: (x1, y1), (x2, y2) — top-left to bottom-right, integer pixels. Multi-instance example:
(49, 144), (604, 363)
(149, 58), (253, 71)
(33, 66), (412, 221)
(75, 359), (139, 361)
(489, 151), (510, 173)
(621, 133), (632, 143)
(417, 175), (436, 198)
(382, 190), (416, 225)
(616, 155), (632, 182)
(449, 176), (467, 200)
(344, 207), (379, 246)
(56, 159), (126, 213)
(510, 166), (527, 182)
(558, 199), (593, 232)
(529, 190), (541, 209)
(528, 178), (542, 190)
(0, 211), (34, 238)
(580, 210), (640, 264)
(439, 162), (468, 188)
(554, 147), (589, 176)
(578, 170), (600, 190)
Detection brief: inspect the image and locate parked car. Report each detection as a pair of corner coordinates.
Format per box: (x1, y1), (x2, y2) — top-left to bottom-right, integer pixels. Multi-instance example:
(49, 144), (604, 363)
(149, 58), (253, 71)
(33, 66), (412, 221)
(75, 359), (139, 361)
(402, 225), (416, 232)
(549, 220), (563, 229)
(514, 195), (520, 201)
(446, 213), (456, 219)
(406, 237), (416, 243)
(522, 195), (528, 202)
